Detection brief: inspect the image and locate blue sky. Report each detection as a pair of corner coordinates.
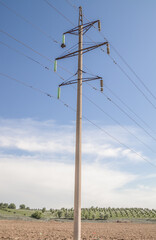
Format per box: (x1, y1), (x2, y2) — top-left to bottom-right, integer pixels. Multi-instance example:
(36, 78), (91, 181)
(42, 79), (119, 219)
(0, 0), (156, 209)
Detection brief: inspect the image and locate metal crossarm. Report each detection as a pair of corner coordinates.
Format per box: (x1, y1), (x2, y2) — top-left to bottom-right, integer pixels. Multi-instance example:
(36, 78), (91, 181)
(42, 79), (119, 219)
(64, 20), (99, 35)
(59, 76), (102, 87)
(56, 42), (108, 60)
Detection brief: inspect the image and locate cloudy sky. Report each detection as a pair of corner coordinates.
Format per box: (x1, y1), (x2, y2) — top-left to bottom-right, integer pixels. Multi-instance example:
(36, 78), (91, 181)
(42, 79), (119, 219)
(0, 0), (156, 209)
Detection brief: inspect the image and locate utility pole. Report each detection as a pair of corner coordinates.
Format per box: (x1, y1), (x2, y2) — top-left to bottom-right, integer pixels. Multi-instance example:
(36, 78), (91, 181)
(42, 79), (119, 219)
(55, 7), (110, 240)
(74, 6), (83, 240)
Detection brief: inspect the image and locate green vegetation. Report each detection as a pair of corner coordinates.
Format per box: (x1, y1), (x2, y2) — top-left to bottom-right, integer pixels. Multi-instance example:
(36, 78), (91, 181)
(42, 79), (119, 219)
(0, 202), (156, 221)
(31, 211), (42, 219)
(20, 204), (26, 209)
(8, 203), (16, 209)
(42, 207), (46, 213)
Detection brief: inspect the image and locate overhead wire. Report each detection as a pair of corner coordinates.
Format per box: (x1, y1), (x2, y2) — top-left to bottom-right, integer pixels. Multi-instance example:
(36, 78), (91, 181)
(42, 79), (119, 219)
(0, 0), (59, 44)
(0, 40), (50, 70)
(87, 82), (156, 142)
(43, 0), (75, 26)
(1, 6), (156, 153)
(1, 0), (156, 169)
(66, 0), (156, 101)
(82, 91), (156, 154)
(83, 64), (155, 133)
(1, 72), (156, 169)
(0, 29), (73, 76)
(58, 43), (78, 59)
(4, 0), (155, 106)
(64, 0), (156, 109)
(1, 28), (156, 145)
(104, 84), (155, 132)
(3, 0), (154, 113)
(46, 0), (156, 138)
(2, 38), (156, 154)
(5, 0), (154, 112)
(0, 72), (54, 97)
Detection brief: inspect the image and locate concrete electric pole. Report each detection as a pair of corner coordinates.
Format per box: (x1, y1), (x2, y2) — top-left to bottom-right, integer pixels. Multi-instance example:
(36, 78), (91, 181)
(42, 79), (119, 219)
(55, 6), (110, 240)
(74, 6), (83, 240)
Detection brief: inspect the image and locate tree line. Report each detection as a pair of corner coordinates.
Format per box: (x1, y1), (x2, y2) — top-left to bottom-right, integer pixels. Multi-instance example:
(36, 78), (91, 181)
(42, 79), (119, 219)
(0, 202), (30, 210)
(1, 203), (156, 220)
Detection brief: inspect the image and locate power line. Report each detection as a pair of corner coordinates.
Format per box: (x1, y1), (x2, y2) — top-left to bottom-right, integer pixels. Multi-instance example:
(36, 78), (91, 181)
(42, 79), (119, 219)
(65, 0), (78, 11)
(66, 0), (156, 102)
(64, 0), (156, 110)
(105, 84), (155, 133)
(0, 40), (50, 70)
(3, 28), (156, 143)
(82, 115), (156, 168)
(1, 72), (156, 168)
(0, 0), (59, 44)
(87, 82), (156, 142)
(0, 72), (54, 98)
(0, 0), (81, 69)
(83, 64), (156, 133)
(49, 3), (156, 138)
(0, 40), (64, 82)
(108, 44), (156, 101)
(1, 5), (155, 141)
(43, 0), (74, 26)
(2, 38), (156, 155)
(83, 63), (156, 135)
(110, 58), (156, 110)
(2, 28), (156, 144)
(0, 29), (73, 75)
(82, 91), (156, 154)
(0, 0), (79, 60)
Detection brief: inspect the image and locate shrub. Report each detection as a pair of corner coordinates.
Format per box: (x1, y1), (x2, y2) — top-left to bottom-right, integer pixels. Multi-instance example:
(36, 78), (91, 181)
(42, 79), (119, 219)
(104, 214), (109, 220)
(20, 204), (26, 209)
(31, 211), (42, 219)
(0, 203), (8, 209)
(3, 203), (9, 208)
(42, 207), (46, 213)
(57, 210), (62, 218)
(8, 203), (16, 209)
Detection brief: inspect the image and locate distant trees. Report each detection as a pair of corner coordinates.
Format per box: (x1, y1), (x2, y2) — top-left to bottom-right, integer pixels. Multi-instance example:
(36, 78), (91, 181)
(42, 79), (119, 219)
(1, 203), (156, 221)
(0, 203), (8, 209)
(20, 204), (26, 209)
(8, 203), (16, 209)
(47, 207), (156, 220)
(42, 207), (46, 213)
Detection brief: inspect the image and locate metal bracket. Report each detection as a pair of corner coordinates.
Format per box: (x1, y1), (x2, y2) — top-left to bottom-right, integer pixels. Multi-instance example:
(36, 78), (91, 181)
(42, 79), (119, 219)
(59, 76), (102, 87)
(56, 42), (108, 60)
(64, 20), (100, 36)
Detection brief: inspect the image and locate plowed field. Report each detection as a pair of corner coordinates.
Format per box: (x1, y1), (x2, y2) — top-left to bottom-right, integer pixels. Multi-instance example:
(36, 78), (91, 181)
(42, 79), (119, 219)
(0, 220), (156, 239)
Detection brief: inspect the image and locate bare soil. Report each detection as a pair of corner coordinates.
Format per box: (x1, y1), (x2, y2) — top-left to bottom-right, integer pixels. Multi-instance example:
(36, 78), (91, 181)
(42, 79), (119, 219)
(0, 220), (156, 239)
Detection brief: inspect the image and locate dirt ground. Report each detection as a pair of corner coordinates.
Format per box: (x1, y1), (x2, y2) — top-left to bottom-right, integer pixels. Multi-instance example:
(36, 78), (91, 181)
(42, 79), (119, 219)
(0, 220), (156, 240)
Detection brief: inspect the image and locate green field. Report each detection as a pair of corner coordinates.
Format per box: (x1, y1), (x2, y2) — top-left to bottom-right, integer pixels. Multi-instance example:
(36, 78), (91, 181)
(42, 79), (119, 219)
(0, 206), (156, 222)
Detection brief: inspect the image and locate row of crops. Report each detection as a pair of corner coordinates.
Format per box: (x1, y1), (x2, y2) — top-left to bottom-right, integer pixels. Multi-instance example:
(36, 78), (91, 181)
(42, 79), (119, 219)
(49, 207), (156, 220)
(1, 203), (156, 220)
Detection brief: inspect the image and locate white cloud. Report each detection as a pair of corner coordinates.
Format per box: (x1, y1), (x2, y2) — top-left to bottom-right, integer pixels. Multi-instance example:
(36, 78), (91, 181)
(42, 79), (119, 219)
(0, 157), (156, 209)
(0, 118), (75, 154)
(144, 174), (156, 179)
(0, 118), (148, 163)
(0, 157), (136, 209)
(0, 118), (155, 209)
